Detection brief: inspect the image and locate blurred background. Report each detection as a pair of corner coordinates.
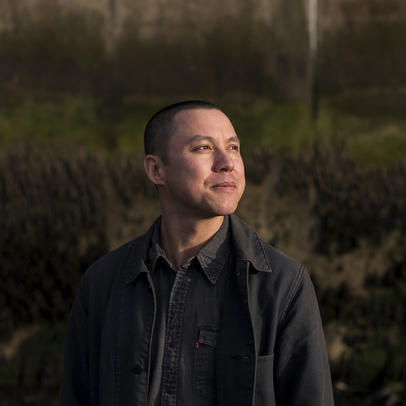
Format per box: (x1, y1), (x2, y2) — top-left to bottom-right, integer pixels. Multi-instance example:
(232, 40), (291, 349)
(0, 0), (406, 404)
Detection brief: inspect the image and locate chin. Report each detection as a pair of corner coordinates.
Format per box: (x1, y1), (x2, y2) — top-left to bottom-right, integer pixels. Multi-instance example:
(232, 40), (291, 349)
(213, 204), (239, 216)
(196, 197), (241, 218)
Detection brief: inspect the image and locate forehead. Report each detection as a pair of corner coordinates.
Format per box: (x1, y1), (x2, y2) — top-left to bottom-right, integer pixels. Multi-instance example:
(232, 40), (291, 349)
(171, 109), (237, 142)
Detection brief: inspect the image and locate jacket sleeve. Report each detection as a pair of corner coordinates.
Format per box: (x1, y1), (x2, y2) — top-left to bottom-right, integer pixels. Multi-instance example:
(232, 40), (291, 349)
(58, 273), (91, 406)
(273, 267), (334, 406)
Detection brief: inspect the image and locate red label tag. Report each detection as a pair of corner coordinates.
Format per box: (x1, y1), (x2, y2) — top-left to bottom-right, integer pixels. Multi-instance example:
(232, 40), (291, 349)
(195, 340), (199, 349)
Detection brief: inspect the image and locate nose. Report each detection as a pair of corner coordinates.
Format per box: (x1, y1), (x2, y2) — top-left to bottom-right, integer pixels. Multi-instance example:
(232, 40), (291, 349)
(213, 149), (235, 172)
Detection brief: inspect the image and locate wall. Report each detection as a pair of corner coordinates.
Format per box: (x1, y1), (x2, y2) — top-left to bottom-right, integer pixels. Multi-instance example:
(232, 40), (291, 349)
(1, 0), (404, 99)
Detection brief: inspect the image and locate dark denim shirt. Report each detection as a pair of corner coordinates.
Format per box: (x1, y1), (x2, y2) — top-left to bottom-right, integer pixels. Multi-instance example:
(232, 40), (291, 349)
(147, 216), (233, 406)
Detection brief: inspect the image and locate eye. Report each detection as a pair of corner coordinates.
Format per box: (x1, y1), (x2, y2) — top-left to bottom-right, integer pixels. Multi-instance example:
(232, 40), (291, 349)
(195, 145), (211, 151)
(229, 144), (240, 151)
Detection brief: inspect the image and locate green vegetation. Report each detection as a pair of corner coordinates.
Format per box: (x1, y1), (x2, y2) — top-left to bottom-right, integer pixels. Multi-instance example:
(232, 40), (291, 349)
(225, 99), (312, 155)
(0, 95), (100, 146)
(0, 89), (405, 169)
(0, 94), (154, 156)
(347, 132), (406, 171)
(320, 89), (406, 170)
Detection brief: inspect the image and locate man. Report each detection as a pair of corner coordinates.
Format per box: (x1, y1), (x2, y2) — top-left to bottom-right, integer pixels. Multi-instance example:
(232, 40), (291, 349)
(59, 101), (334, 405)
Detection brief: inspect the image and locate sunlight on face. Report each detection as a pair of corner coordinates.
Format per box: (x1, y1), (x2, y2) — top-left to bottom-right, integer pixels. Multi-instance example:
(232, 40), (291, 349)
(160, 109), (246, 219)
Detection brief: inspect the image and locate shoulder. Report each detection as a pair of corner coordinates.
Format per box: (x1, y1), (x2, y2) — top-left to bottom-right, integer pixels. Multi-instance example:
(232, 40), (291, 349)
(76, 216), (159, 299)
(87, 238), (140, 277)
(260, 240), (304, 280)
(253, 237), (309, 300)
(258, 241), (311, 313)
(230, 214), (311, 306)
(230, 217), (319, 331)
(229, 214), (303, 277)
(77, 236), (143, 297)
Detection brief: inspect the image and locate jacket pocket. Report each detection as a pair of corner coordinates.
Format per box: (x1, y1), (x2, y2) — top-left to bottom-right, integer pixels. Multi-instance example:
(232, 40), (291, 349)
(195, 326), (219, 405)
(254, 354), (276, 406)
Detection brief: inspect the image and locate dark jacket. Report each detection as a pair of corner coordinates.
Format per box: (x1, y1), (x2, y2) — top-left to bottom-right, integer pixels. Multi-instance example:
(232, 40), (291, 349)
(59, 214), (334, 406)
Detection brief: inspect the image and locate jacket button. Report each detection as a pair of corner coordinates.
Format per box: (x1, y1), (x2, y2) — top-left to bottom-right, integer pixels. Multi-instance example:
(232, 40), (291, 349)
(133, 364), (144, 374)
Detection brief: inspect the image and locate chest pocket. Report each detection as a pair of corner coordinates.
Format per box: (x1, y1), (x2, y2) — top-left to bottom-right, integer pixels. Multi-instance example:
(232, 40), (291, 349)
(195, 326), (219, 405)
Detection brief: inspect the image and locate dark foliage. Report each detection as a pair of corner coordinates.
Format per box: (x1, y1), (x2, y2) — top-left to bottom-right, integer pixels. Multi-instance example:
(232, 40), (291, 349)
(317, 257), (406, 405)
(312, 143), (406, 254)
(274, 142), (406, 254)
(0, 142), (154, 340)
(243, 147), (275, 185)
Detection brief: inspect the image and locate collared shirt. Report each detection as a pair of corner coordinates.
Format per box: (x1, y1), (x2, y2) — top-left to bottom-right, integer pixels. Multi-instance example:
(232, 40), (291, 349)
(146, 216), (233, 406)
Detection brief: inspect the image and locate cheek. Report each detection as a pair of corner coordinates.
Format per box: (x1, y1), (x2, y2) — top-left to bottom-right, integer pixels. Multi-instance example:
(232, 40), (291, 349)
(183, 163), (206, 180)
(237, 163), (246, 194)
(240, 176), (246, 190)
(234, 156), (244, 170)
(178, 166), (206, 191)
(236, 160), (245, 179)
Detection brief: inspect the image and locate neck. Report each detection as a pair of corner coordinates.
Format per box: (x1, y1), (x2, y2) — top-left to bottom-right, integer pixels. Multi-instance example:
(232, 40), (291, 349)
(159, 214), (224, 270)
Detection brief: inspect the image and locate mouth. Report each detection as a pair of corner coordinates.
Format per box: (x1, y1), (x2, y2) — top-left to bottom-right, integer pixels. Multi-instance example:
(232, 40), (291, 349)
(212, 182), (236, 190)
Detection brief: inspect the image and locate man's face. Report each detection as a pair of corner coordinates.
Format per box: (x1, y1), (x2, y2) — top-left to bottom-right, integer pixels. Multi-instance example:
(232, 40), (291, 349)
(159, 108), (245, 219)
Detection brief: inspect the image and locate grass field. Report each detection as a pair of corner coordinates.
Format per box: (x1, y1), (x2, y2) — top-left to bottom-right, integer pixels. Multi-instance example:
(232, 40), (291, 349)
(1, 88), (405, 170)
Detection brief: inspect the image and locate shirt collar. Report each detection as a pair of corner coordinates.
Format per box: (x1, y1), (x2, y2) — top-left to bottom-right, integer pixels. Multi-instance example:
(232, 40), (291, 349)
(147, 216), (232, 285)
(125, 214), (272, 284)
(196, 216), (232, 284)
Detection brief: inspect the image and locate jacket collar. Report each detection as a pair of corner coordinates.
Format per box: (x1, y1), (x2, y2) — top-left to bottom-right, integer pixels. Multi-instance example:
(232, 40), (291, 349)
(125, 216), (161, 283)
(229, 214), (272, 273)
(125, 214), (272, 283)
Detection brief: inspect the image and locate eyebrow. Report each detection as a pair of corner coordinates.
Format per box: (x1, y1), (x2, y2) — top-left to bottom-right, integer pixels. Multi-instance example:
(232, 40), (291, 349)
(188, 135), (240, 144)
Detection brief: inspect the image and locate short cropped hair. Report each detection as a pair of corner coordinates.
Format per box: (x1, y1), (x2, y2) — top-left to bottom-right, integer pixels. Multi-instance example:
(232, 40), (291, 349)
(144, 100), (221, 164)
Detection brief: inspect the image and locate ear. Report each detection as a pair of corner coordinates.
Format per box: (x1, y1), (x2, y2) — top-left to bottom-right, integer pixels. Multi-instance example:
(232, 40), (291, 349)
(144, 154), (165, 186)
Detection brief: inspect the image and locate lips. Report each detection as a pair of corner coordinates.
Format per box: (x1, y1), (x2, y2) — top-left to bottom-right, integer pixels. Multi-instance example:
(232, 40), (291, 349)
(212, 181), (236, 189)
